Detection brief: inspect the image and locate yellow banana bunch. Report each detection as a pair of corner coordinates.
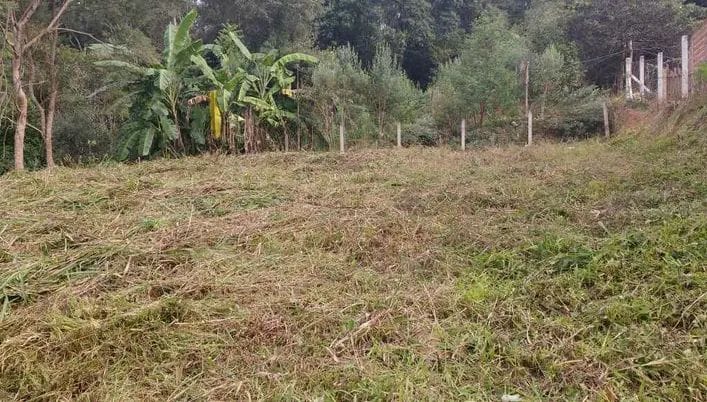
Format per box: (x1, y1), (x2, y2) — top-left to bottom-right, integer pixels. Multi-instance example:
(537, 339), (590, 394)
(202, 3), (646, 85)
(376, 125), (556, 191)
(209, 90), (222, 140)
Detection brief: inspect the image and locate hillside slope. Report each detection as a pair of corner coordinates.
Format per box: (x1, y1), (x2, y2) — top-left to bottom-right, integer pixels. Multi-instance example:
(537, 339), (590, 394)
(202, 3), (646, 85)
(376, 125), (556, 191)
(0, 101), (705, 400)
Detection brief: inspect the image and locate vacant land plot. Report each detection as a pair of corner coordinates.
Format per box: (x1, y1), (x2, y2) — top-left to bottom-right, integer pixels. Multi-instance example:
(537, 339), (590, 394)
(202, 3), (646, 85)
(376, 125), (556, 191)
(0, 104), (705, 400)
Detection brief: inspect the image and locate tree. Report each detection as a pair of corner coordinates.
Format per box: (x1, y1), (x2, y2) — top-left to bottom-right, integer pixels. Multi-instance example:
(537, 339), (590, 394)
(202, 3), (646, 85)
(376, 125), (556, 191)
(98, 12), (318, 159)
(388, 0), (436, 86)
(0, 1), (12, 112)
(8, 0), (73, 171)
(317, 0), (388, 67)
(522, 0), (575, 53)
(62, 0), (191, 48)
(235, 49), (318, 153)
(26, 0), (68, 168)
(197, 0), (322, 50)
(318, 0), (437, 86)
(431, 10), (526, 133)
(533, 45), (565, 119)
(190, 26), (251, 153)
(305, 46), (371, 149)
(430, 0), (471, 65)
(192, 25), (318, 153)
(570, 0), (703, 87)
(368, 44), (424, 142)
(94, 10), (204, 160)
(480, 0), (532, 22)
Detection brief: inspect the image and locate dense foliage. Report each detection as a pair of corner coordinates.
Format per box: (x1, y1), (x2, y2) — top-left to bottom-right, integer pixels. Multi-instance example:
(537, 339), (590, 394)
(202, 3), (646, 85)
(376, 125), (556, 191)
(0, 0), (705, 171)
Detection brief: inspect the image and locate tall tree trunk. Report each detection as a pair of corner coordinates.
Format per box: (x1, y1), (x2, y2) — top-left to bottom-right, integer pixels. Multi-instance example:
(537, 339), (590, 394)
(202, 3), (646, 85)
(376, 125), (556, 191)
(44, 3), (60, 168)
(9, 0), (73, 171)
(28, 34), (58, 169)
(12, 52), (27, 171)
(28, 60), (47, 138)
(9, 0), (39, 171)
(45, 85), (57, 168)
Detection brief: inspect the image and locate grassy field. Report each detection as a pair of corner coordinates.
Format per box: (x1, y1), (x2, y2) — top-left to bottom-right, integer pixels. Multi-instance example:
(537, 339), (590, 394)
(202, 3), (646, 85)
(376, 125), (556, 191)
(0, 101), (705, 401)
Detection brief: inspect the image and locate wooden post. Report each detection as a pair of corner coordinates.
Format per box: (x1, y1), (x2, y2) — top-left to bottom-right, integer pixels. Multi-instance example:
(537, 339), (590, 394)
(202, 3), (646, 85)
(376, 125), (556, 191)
(657, 52), (665, 103)
(626, 57), (634, 100)
(603, 102), (610, 138)
(639, 55), (645, 99)
(527, 111), (533, 146)
(339, 123), (345, 154)
(681, 35), (689, 99)
(396, 122), (402, 148)
(461, 119), (466, 151)
(285, 131), (289, 153)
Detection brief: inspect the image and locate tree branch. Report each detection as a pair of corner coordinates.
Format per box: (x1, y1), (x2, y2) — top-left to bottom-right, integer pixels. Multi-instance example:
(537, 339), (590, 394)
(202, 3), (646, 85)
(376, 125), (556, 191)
(24, 0), (74, 50)
(17, 0), (42, 28)
(57, 27), (106, 45)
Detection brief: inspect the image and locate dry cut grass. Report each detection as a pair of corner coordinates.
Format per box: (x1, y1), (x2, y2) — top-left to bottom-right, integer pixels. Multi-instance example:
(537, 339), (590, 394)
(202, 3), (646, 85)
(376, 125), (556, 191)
(0, 101), (705, 400)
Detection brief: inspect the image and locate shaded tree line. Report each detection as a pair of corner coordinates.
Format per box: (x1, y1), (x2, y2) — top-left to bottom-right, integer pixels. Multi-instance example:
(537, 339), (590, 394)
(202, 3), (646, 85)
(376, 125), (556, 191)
(0, 0), (704, 172)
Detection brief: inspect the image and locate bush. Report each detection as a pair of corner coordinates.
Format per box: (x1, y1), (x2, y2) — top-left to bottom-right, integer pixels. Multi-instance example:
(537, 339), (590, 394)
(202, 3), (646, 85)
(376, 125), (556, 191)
(536, 86), (605, 139)
(402, 116), (439, 146)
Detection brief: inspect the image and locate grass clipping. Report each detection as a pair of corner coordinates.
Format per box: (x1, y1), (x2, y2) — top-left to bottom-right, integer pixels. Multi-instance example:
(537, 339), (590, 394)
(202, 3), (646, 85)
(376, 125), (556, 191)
(0, 108), (705, 400)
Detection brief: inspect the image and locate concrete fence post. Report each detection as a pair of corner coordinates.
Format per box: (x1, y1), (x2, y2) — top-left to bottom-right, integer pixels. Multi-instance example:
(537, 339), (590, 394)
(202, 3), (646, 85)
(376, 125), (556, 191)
(397, 122), (402, 148)
(461, 119), (466, 151)
(682, 35), (690, 99)
(527, 111), (533, 146)
(339, 123), (345, 154)
(657, 52), (665, 103)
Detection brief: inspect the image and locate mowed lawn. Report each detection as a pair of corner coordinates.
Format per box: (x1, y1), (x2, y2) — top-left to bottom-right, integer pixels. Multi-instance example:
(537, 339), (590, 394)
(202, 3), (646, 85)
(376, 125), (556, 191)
(0, 108), (705, 400)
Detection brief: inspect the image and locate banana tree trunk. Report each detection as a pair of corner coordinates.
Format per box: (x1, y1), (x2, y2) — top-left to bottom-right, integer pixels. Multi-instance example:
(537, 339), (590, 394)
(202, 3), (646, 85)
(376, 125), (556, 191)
(244, 107), (256, 154)
(171, 102), (184, 152)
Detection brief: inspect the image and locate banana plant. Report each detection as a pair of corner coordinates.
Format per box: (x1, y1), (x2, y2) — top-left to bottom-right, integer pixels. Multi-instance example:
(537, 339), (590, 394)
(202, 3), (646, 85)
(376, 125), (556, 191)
(93, 10), (203, 159)
(235, 49), (318, 153)
(190, 26), (316, 152)
(189, 26), (249, 142)
(238, 50), (318, 125)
